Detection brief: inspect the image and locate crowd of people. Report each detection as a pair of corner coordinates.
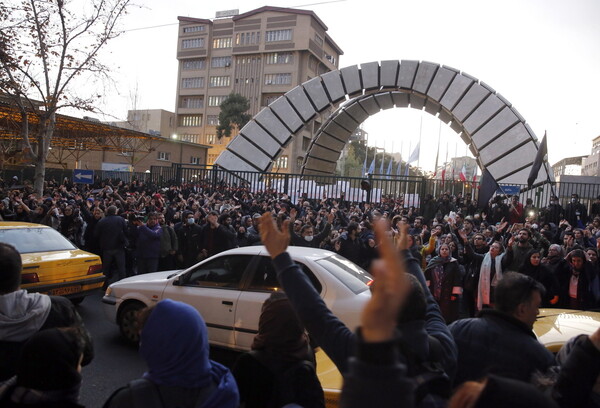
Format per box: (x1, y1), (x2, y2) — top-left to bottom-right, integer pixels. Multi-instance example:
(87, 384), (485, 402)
(1, 174), (600, 407)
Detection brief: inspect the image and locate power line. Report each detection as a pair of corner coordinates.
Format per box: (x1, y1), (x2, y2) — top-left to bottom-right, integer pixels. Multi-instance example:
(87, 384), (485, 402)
(120, 0), (346, 34)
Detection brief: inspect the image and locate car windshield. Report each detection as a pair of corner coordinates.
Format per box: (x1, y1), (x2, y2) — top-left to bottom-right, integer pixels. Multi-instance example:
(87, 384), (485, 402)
(0, 227), (76, 253)
(315, 254), (373, 294)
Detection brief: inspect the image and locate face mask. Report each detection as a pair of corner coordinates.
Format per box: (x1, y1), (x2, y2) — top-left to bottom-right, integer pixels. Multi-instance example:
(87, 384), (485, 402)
(304, 235), (314, 242)
(187, 218), (195, 225)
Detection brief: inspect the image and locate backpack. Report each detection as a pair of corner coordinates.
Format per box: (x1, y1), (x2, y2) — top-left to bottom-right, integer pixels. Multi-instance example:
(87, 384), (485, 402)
(399, 336), (452, 408)
(249, 350), (325, 408)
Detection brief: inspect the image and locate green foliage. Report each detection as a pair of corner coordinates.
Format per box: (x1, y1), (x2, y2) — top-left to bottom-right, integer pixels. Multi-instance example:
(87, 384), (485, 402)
(216, 93), (252, 139)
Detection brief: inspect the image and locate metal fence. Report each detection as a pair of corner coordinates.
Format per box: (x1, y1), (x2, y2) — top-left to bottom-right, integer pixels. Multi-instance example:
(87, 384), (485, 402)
(3, 164), (600, 213)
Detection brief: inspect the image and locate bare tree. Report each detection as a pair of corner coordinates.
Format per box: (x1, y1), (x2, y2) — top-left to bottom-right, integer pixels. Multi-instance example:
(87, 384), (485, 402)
(0, 0), (132, 195)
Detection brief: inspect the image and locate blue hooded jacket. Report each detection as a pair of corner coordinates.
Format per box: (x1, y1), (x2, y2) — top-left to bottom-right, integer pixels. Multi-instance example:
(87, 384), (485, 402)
(103, 299), (238, 408)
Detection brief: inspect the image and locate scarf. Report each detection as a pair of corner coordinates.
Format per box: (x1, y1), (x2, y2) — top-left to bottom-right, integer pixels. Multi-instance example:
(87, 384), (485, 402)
(477, 252), (505, 311)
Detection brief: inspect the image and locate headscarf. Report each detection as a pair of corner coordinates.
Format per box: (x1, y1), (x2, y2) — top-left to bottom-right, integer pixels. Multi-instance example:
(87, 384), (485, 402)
(251, 292), (311, 362)
(477, 251), (505, 311)
(140, 299), (212, 388)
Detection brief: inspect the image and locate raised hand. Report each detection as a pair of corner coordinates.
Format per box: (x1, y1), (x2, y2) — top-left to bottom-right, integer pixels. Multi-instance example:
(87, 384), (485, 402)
(259, 212), (290, 259)
(395, 222), (410, 251)
(361, 220), (410, 342)
(327, 212), (335, 224)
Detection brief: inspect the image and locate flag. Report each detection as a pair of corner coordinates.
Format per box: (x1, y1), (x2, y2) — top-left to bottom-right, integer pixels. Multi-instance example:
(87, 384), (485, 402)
(396, 159), (402, 176)
(379, 154), (385, 174)
(527, 132), (548, 188)
(472, 173), (478, 188)
(407, 141), (420, 164)
(479, 168), (499, 208)
(386, 157), (393, 177)
(367, 155), (376, 174)
(459, 163), (467, 182)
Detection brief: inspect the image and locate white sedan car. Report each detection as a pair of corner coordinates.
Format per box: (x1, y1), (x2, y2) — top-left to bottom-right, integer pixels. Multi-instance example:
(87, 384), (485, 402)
(102, 246), (372, 350)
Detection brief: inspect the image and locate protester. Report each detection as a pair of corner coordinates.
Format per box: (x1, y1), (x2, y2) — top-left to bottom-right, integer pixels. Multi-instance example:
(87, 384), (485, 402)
(0, 328), (87, 408)
(102, 299), (238, 408)
(0, 243), (93, 382)
(232, 292), (324, 408)
(449, 272), (554, 385)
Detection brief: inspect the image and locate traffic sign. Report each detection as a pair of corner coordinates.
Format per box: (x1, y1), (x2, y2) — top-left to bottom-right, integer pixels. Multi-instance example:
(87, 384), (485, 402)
(73, 169), (94, 184)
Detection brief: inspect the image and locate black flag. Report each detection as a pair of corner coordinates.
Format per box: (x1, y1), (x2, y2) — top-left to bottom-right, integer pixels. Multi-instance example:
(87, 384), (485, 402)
(478, 168), (499, 210)
(527, 132), (548, 189)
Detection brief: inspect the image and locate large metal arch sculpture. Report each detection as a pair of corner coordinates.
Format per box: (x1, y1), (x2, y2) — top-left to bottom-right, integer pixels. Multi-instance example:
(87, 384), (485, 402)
(215, 60), (553, 187)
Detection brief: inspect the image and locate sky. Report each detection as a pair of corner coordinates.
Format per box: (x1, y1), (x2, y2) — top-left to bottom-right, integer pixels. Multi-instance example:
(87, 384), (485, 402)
(88, 0), (600, 172)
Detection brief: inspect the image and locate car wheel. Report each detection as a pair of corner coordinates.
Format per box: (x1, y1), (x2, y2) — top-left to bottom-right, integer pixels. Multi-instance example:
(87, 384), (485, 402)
(118, 301), (145, 345)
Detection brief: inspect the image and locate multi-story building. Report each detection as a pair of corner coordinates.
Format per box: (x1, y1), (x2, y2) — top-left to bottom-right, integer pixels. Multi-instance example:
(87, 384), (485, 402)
(582, 135), (600, 177)
(174, 6), (343, 173)
(113, 109), (177, 138)
(552, 156), (585, 180)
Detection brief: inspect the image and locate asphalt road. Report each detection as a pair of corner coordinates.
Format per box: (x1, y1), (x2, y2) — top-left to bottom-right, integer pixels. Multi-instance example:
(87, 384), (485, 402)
(77, 291), (240, 408)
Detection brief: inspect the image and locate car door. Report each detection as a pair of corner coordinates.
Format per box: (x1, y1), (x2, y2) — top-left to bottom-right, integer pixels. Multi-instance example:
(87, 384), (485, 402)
(162, 254), (254, 348)
(234, 254), (324, 349)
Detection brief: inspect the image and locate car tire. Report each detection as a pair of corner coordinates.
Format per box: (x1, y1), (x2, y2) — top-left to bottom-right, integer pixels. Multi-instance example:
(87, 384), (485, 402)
(118, 301), (145, 345)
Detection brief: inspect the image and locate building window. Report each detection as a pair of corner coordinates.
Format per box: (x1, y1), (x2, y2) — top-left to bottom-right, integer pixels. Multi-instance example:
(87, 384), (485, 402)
(180, 134), (200, 143)
(158, 151), (171, 161)
(181, 77), (204, 88)
(190, 156), (201, 164)
(179, 115), (202, 127)
(182, 38), (204, 49)
(182, 59), (205, 70)
(297, 157), (304, 168)
(325, 54), (336, 65)
(206, 134), (216, 144)
(209, 76), (231, 87)
(302, 137), (311, 151)
(208, 96), (227, 106)
(183, 25), (205, 33)
(212, 37), (232, 49)
(263, 94), (282, 106)
(211, 56), (232, 68)
(208, 154), (218, 164)
(180, 97), (204, 109)
(264, 73), (291, 85)
(207, 115), (220, 126)
(265, 52), (293, 65)
(265, 29), (292, 42)
(275, 155), (288, 169)
(235, 31), (260, 46)
(314, 34), (323, 46)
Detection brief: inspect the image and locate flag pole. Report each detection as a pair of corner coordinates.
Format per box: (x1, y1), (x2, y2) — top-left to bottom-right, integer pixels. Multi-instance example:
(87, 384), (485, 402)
(433, 121), (442, 198)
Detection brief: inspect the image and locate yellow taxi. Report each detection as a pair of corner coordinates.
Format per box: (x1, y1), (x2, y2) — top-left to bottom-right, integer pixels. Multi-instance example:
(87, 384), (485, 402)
(0, 222), (104, 302)
(314, 308), (600, 408)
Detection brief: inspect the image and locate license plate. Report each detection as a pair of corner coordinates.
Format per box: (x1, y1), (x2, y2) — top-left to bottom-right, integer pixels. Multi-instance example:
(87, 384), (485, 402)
(49, 285), (82, 296)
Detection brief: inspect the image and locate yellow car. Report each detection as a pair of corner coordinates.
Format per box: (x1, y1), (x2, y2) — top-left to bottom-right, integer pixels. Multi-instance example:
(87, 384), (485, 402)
(314, 308), (600, 408)
(0, 222), (104, 303)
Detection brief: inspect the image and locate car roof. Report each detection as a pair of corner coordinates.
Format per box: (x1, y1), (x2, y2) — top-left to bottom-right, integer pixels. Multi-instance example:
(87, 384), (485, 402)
(0, 221), (50, 229)
(216, 245), (336, 261)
